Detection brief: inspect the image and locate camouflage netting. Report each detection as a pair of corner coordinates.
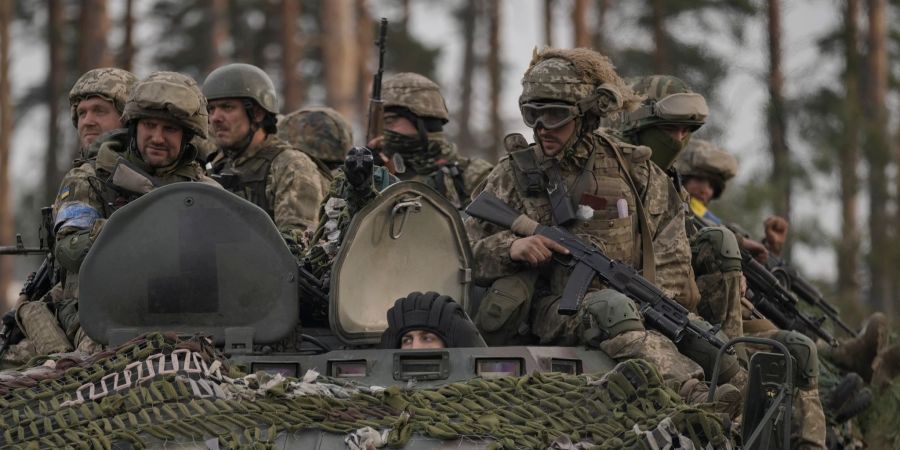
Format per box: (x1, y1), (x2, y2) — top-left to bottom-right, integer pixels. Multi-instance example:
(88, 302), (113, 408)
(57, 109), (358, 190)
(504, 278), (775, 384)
(0, 333), (732, 449)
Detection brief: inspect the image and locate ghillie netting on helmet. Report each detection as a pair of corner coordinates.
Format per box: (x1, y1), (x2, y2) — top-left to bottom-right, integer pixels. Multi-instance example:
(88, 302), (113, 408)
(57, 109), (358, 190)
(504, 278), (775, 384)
(0, 333), (733, 449)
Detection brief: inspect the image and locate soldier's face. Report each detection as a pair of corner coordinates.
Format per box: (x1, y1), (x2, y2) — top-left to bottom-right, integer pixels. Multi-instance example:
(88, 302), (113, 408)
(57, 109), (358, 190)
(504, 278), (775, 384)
(400, 330), (446, 349)
(536, 120), (577, 157)
(208, 99), (252, 148)
(136, 117), (184, 168)
(384, 113), (418, 136)
(684, 176), (715, 205)
(658, 124), (692, 142)
(76, 96), (123, 149)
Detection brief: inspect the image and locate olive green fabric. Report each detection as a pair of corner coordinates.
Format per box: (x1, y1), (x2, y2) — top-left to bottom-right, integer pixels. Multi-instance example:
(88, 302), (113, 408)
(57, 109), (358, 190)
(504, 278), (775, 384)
(69, 68), (138, 128)
(202, 63), (278, 114)
(121, 71), (208, 138)
(382, 73), (449, 121)
(0, 333), (732, 449)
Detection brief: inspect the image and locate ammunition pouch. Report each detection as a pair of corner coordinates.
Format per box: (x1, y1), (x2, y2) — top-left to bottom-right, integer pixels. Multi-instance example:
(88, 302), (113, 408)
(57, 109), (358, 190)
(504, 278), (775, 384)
(675, 319), (740, 384)
(579, 289), (644, 347)
(770, 330), (818, 389)
(474, 271), (538, 345)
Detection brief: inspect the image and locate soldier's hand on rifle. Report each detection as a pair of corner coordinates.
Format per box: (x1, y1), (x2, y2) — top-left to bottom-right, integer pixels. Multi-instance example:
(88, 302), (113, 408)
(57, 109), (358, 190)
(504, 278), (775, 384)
(365, 136), (396, 173)
(510, 235), (569, 267)
(741, 238), (769, 265)
(763, 215), (789, 257)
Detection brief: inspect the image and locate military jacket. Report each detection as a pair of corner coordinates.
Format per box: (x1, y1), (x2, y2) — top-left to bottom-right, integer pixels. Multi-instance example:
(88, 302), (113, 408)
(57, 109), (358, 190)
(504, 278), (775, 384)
(210, 135), (325, 236)
(465, 130), (695, 304)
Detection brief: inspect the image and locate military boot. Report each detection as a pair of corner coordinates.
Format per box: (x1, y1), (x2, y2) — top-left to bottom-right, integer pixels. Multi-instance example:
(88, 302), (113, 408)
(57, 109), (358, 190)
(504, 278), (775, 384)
(824, 312), (888, 382)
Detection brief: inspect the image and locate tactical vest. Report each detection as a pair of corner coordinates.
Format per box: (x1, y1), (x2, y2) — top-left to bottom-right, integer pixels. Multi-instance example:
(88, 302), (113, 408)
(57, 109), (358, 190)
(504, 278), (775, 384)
(425, 161), (468, 209)
(212, 146), (287, 218)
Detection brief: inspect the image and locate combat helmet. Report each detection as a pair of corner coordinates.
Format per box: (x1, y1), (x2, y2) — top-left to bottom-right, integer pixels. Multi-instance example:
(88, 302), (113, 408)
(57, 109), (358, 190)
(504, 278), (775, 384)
(69, 68), (138, 127)
(278, 107), (353, 164)
(202, 63), (278, 114)
(674, 138), (737, 199)
(519, 48), (641, 136)
(121, 71), (208, 138)
(380, 291), (486, 349)
(382, 73), (449, 123)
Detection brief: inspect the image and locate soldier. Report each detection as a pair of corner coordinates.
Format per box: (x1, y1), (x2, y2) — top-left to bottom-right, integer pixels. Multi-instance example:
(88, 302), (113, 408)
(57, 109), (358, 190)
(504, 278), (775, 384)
(380, 291), (485, 349)
(45, 71), (217, 354)
(676, 139), (829, 449)
(203, 63), (327, 245)
(369, 72), (492, 209)
(465, 48), (740, 413)
(278, 106), (354, 174)
(68, 68), (138, 161)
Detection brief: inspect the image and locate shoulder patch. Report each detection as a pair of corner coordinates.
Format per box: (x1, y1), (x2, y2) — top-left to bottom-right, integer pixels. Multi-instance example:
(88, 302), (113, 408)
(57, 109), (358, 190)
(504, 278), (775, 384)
(56, 186), (71, 202)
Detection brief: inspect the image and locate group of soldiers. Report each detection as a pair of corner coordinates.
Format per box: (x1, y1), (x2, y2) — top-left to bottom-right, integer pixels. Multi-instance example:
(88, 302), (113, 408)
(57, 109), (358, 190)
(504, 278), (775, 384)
(3, 45), (898, 450)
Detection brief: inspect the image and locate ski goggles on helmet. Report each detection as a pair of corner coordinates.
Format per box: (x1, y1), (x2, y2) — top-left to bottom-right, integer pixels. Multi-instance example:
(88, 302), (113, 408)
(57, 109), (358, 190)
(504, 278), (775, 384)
(627, 92), (708, 126)
(520, 102), (581, 130)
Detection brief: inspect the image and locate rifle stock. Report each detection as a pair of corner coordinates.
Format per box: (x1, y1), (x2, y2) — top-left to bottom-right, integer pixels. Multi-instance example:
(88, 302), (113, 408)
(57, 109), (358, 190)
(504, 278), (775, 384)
(466, 192), (727, 350)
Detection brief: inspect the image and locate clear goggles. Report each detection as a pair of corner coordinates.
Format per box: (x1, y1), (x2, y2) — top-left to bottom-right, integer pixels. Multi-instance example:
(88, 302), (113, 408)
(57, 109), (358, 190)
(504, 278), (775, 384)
(520, 102), (581, 130)
(629, 92), (709, 123)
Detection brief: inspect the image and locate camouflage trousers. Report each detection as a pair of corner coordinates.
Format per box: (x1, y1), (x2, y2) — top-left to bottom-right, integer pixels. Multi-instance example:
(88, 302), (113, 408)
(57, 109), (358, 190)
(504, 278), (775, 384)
(746, 328), (827, 450)
(695, 270), (744, 341)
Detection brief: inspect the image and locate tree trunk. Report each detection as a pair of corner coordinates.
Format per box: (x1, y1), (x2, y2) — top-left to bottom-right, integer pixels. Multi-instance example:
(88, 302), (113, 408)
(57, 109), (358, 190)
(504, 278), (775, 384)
(650, 0), (668, 73)
(766, 0), (791, 235)
(837, 0), (862, 320)
(208, 0), (230, 73)
(45, 0), (64, 206)
(864, 0), (890, 314)
(456, 0), (477, 152)
(281, 0), (302, 112)
(0, 0), (13, 309)
(543, 0), (553, 46)
(356, 0), (373, 120)
(487, 0), (502, 161)
(77, 0), (113, 72)
(592, 0), (610, 52)
(572, 0), (589, 47)
(117, 0), (134, 71)
(322, 0), (359, 123)
(400, 0), (411, 34)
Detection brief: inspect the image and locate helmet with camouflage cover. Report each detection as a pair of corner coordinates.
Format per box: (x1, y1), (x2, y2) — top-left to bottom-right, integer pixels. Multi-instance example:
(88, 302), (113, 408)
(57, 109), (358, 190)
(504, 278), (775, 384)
(622, 75), (707, 134)
(121, 71), (208, 138)
(382, 73), (449, 122)
(278, 107), (353, 163)
(519, 48), (641, 133)
(674, 138), (737, 199)
(69, 68), (138, 127)
(202, 63), (278, 114)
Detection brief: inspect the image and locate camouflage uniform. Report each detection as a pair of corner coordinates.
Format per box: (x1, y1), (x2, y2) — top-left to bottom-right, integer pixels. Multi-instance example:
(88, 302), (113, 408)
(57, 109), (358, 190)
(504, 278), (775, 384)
(466, 48), (715, 399)
(675, 141), (827, 450)
(48, 71), (216, 354)
(278, 106), (354, 174)
(381, 73), (492, 209)
(203, 64), (327, 242)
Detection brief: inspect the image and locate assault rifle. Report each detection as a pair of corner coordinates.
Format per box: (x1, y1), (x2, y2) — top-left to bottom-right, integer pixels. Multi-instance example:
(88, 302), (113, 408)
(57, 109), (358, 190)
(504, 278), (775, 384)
(770, 263), (857, 338)
(740, 251), (838, 347)
(3, 207), (58, 303)
(466, 191), (728, 350)
(366, 18), (391, 170)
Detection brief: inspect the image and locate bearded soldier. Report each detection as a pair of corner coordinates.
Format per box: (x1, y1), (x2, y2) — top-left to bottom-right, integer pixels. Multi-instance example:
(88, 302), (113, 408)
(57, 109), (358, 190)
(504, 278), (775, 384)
(203, 63), (327, 246)
(38, 72), (216, 355)
(465, 48), (743, 414)
(371, 72), (492, 209)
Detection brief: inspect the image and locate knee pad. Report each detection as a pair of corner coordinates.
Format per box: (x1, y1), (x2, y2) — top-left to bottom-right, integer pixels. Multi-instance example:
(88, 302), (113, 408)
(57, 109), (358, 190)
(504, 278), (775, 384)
(771, 330), (818, 389)
(55, 229), (94, 273)
(691, 226), (741, 276)
(580, 289), (644, 345)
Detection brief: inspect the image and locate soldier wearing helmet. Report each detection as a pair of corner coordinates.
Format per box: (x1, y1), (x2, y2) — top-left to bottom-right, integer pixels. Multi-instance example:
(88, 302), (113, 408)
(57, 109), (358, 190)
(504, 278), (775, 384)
(203, 63), (328, 244)
(68, 68), (138, 160)
(464, 48), (743, 413)
(370, 72), (492, 209)
(380, 291), (486, 349)
(278, 106), (353, 173)
(45, 71), (218, 354)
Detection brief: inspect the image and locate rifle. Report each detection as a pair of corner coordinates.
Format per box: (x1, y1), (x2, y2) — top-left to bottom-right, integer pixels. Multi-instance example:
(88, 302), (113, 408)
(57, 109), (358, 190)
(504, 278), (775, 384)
(366, 18), (391, 171)
(466, 191), (728, 350)
(770, 264), (857, 338)
(740, 251), (838, 347)
(4, 207), (58, 303)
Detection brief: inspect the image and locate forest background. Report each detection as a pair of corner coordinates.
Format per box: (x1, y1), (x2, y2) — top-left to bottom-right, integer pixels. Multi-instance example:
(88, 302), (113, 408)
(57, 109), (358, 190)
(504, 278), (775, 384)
(0, 0), (898, 328)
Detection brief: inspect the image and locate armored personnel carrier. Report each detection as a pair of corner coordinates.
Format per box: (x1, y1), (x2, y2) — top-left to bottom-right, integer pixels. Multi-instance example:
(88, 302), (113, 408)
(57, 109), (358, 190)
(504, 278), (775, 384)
(1, 182), (792, 449)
